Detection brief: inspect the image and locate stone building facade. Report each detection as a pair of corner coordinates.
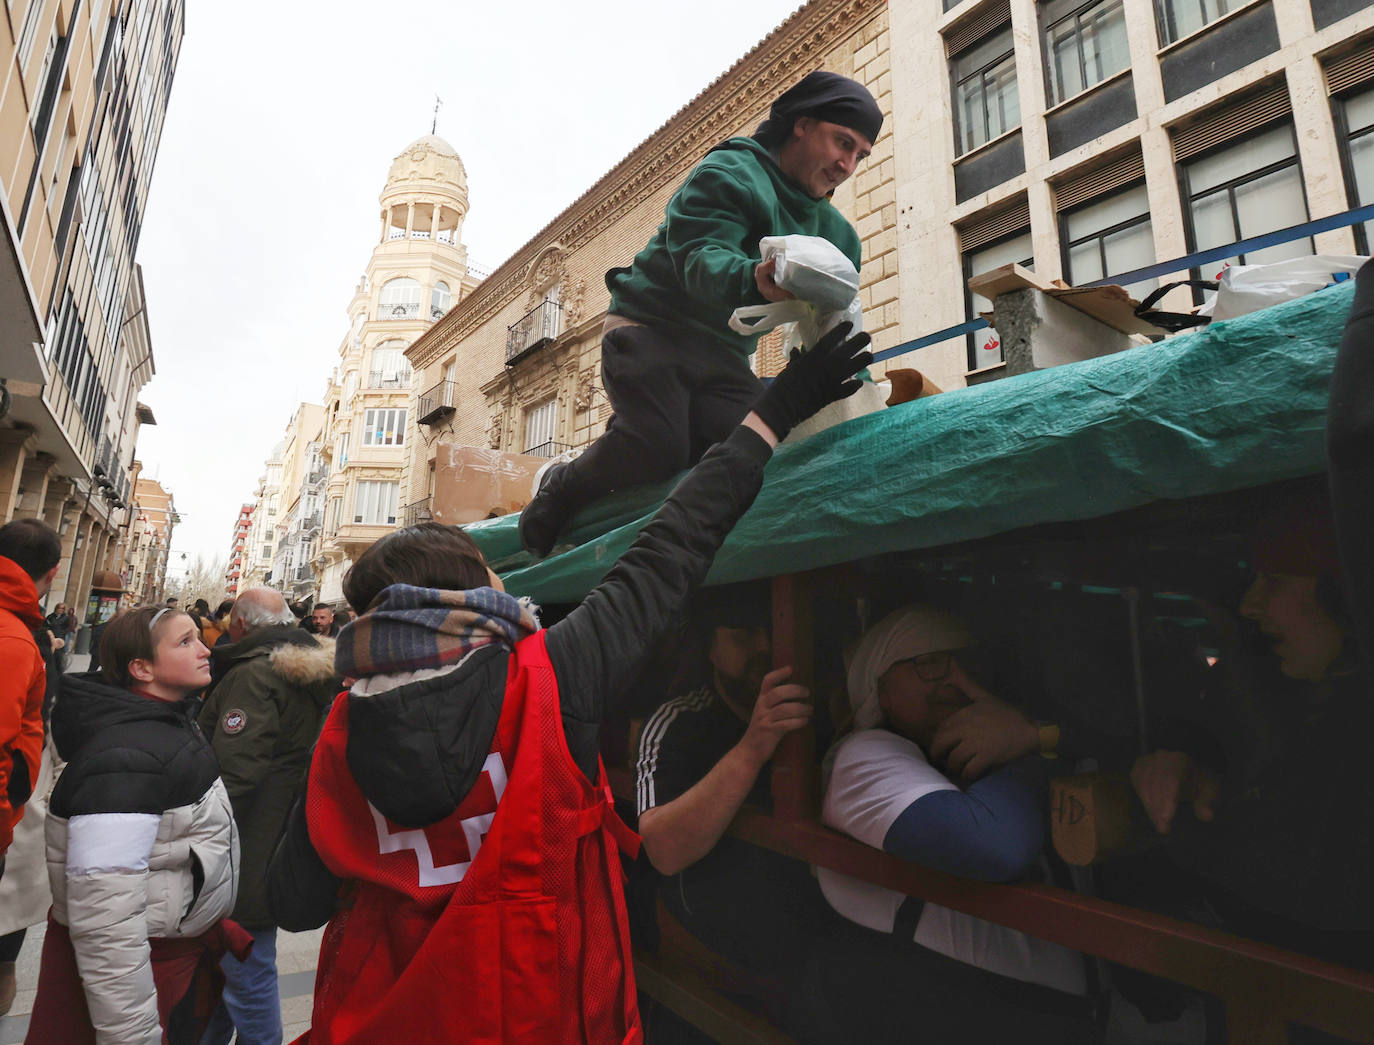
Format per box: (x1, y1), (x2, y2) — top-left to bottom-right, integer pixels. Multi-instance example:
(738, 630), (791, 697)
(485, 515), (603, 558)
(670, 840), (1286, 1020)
(885, 0), (1374, 387)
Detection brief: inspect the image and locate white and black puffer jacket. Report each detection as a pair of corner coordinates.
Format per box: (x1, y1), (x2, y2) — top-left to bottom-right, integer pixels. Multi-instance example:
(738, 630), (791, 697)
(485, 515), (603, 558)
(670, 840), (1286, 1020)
(46, 671), (238, 1045)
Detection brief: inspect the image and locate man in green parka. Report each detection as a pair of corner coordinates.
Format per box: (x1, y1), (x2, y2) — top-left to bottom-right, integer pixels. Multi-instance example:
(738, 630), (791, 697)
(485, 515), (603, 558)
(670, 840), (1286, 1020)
(519, 70), (883, 558)
(198, 586), (340, 1045)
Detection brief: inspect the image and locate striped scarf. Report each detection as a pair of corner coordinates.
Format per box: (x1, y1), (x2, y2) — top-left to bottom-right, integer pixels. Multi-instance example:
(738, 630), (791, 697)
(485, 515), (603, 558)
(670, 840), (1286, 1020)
(334, 584), (540, 679)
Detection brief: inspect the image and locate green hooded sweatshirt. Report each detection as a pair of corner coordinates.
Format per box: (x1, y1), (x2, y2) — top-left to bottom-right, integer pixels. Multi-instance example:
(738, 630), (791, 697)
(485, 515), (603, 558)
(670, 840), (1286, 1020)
(606, 136), (861, 361)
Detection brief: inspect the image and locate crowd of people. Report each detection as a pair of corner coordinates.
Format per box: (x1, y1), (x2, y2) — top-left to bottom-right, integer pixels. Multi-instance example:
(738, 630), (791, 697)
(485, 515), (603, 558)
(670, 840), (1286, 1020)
(0, 64), (1367, 1045)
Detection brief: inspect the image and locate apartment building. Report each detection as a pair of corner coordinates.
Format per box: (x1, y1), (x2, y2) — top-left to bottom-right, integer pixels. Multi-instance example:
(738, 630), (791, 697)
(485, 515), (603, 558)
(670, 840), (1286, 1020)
(225, 501), (251, 597)
(312, 134), (479, 605)
(1, 0), (183, 614)
(236, 439), (283, 594)
(267, 402), (323, 602)
(124, 471), (172, 603)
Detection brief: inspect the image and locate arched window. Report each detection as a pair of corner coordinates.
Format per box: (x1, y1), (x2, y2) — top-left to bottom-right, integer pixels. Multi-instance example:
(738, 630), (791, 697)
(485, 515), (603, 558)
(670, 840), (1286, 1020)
(431, 281), (451, 320)
(378, 277), (421, 320)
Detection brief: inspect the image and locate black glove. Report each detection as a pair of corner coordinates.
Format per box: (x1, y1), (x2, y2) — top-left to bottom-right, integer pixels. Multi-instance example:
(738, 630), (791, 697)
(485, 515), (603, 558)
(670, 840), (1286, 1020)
(752, 322), (873, 443)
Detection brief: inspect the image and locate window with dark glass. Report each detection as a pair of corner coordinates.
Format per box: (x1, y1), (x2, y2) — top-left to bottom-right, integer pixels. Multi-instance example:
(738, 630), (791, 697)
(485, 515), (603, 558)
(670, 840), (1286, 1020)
(952, 26), (1020, 155)
(1180, 122), (1312, 283)
(1334, 86), (1374, 253)
(1061, 183), (1156, 296)
(1043, 0), (1130, 105)
(1156, 0), (1232, 45)
(964, 231), (1034, 370)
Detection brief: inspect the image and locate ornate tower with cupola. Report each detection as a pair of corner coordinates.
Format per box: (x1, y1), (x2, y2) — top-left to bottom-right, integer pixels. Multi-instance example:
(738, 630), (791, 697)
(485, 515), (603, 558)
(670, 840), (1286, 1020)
(312, 135), (481, 605)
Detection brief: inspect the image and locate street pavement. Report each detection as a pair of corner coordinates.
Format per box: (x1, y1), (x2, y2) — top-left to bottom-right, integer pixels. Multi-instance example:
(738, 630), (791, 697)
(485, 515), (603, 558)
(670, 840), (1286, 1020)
(0, 653), (325, 1043)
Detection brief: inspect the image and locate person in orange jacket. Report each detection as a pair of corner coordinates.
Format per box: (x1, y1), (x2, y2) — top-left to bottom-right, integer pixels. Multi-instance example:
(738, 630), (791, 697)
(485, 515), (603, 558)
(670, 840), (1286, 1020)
(0, 519), (61, 877)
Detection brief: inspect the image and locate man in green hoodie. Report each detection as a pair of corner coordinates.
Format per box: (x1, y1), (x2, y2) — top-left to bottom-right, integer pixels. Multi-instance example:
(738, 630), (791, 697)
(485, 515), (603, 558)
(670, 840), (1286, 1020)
(519, 70), (882, 558)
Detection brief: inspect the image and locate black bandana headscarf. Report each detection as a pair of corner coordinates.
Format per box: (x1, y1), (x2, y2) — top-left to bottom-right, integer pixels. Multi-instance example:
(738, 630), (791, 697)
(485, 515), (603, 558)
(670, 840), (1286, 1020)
(753, 71), (883, 149)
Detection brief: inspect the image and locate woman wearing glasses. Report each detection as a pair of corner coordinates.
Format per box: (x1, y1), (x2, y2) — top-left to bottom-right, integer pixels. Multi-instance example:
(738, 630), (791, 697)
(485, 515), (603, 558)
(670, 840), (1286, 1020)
(808, 604), (1096, 1043)
(26, 605), (246, 1045)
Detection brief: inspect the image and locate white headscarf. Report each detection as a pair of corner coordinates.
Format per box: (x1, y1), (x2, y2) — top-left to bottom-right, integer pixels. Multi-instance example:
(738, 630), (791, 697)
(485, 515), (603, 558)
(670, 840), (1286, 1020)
(844, 605), (972, 732)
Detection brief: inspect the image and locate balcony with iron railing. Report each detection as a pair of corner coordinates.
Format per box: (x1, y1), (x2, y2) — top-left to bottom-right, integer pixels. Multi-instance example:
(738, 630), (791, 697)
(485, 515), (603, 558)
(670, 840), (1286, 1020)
(506, 299), (562, 364)
(417, 381), (458, 425)
(293, 564), (314, 583)
(307, 466), (328, 487)
(524, 440), (571, 459)
(377, 301), (420, 321)
(367, 369), (413, 389)
(93, 436), (114, 478)
(402, 498), (433, 528)
(299, 511), (323, 534)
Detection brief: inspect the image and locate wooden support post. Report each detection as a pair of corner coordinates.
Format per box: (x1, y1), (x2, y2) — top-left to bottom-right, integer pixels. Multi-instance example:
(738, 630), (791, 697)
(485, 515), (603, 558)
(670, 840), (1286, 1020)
(770, 572), (816, 822)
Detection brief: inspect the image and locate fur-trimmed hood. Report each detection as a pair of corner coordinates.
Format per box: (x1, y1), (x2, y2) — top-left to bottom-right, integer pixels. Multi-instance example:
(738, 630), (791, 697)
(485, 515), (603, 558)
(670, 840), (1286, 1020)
(270, 636), (337, 686)
(207, 625), (341, 707)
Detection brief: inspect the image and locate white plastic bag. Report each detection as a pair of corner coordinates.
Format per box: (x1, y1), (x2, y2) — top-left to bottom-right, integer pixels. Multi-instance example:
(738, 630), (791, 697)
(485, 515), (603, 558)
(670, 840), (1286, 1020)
(727, 235), (863, 350)
(1208, 255), (1367, 321)
(761, 235), (859, 310)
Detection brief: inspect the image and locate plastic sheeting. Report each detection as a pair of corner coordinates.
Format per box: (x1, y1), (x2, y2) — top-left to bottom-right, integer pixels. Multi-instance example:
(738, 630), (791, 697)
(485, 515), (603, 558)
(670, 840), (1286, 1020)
(468, 281), (1352, 603)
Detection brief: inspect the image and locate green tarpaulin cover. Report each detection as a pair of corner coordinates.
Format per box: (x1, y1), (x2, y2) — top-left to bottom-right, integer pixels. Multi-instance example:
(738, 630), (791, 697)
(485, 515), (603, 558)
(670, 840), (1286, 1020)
(467, 281), (1352, 603)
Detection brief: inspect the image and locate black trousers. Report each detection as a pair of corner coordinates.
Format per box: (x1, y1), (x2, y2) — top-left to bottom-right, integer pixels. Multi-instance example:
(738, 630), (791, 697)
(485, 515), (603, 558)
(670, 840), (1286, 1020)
(563, 322), (763, 507)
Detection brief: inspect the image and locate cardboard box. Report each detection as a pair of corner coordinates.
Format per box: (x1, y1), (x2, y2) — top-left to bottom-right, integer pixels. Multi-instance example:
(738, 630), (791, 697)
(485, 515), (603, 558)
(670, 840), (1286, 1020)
(432, 443), (548, 525)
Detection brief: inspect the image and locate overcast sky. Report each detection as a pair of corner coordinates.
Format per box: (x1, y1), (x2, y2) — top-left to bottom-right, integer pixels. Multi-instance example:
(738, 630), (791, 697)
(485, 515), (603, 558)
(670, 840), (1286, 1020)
(135, 0), (803, 580)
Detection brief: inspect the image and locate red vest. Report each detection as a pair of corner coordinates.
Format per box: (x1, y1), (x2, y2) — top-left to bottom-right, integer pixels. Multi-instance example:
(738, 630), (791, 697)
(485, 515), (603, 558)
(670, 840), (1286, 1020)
(300, 631), (642, 1044)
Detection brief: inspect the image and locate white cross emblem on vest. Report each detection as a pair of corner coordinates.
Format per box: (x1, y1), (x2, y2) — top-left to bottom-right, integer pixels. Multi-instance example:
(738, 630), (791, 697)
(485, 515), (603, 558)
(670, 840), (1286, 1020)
(367, 751), (509, 887)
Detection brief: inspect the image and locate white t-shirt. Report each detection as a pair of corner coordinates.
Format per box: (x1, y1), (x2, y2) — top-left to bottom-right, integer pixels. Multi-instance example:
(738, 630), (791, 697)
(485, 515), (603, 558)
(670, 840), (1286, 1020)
(818, 729), (1086, 994)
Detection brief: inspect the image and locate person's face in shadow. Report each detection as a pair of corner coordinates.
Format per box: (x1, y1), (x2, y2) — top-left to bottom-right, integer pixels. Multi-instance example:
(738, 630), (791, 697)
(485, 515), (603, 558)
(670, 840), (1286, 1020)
(877, 650), (974, 751)
(1240, 572), (1344, 681)
(709, 625), (772, 718)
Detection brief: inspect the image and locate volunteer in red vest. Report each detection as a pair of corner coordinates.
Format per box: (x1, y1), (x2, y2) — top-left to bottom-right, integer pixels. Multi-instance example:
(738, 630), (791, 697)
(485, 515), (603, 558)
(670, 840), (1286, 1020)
(267, 324), (872, 1043)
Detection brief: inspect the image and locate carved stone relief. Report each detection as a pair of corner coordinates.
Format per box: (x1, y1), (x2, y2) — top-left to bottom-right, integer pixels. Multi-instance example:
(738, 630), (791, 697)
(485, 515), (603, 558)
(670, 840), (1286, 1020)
(560, 276), (587, 327)
(574, 369), (597, 413)
(529, 245), (566, 290)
